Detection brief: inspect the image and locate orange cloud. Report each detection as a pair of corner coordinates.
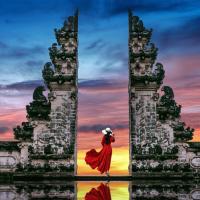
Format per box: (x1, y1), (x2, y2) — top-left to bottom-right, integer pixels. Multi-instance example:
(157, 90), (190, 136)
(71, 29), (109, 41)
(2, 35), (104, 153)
(192, 128), (200, 142)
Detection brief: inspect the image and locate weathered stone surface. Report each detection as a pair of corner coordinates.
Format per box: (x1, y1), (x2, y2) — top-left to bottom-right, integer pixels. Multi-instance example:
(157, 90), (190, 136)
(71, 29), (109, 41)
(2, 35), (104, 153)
(0, 11), (78, 174)
(28, 11), (78, 172)
(129, 10), (199, 174)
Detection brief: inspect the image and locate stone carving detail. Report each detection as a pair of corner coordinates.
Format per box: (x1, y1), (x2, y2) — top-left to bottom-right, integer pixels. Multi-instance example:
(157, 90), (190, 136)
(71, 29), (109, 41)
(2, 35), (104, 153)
(42, 62), (54, 84)
(191, 157), (200, 168)
(13, 122), (33, 141)
(129, 13), (152, 42)
(129, 11), (165, 86)
(157, 86), (181, 120)
(0, 156), (16, 168)
(190, 189), (200, 200)
(0, 141), (20, 152)
(0, 192), (16, 200)
(44, 104), (72, 155)
(152, 92), (159, 101)
(42, 11), (78, 89)
(133, 95), (159, 153)
(26, 86), (51, 120)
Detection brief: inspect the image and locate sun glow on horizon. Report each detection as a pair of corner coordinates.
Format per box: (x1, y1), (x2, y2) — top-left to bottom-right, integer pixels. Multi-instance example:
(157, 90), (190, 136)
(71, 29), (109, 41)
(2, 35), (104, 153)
(77, 146), (129, 175)
(191, 128), (200, 142)
(77, 128), (129, 175)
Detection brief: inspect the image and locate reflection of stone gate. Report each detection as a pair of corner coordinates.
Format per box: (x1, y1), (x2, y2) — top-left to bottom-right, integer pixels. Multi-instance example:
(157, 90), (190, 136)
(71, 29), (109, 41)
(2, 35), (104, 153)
(1, 180), (200, 200)
(131, 180), (200, 199)
(0, 181), (76, 199)
(0, 10), (199, 177)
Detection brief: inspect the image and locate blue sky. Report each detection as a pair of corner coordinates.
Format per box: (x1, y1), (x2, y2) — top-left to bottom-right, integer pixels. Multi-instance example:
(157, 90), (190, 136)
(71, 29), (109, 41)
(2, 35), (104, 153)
(0, 0), (200, 141)
(0, 0), (200, 84)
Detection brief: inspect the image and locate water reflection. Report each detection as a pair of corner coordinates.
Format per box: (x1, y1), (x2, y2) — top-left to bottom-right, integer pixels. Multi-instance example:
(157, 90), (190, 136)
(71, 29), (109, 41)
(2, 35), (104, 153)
(0, 181), (76, 200)
(131, 180), (200, 200)
(0, 180), (200, 199)
(77, 181), (129, 200)
(84, 182), (111, 200)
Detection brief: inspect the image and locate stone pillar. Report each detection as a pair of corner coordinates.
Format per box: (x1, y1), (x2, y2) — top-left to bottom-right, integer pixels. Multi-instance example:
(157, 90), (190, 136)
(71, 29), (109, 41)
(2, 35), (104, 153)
(0, 11), (79, 174)
(128, 11), (199, 174)
(9, 11), (79, 174)
(35, 11), (79, 173)
(128, 11), (164, 172)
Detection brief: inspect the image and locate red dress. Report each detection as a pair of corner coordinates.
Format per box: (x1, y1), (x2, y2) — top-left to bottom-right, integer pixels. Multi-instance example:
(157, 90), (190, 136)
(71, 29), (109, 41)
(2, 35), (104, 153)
(85, 183), (111, 200)
(85, 135), (115, 174)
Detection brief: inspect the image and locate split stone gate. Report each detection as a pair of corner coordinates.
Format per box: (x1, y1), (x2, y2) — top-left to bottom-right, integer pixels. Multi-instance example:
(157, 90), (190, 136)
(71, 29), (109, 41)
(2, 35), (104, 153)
(0, 11), (199, 177)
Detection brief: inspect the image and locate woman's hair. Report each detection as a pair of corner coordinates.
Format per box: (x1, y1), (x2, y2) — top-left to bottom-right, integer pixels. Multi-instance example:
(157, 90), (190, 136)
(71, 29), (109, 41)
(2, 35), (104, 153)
(105, 131), (112, 144)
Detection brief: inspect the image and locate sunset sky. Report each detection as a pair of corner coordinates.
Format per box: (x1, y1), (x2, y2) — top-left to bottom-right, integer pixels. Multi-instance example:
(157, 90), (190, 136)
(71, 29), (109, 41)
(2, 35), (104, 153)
(0, 0), (200, 175)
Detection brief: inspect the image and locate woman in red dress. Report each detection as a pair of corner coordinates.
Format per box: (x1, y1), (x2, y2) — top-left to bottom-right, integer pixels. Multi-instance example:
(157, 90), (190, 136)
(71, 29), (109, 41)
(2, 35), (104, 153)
(85, 127), (115, 176)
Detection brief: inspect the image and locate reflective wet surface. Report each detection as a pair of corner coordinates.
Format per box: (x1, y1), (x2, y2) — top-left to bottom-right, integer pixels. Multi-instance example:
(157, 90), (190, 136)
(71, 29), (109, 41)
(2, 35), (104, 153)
(0, 180), (200, 199)
(78, 181), (129, 199)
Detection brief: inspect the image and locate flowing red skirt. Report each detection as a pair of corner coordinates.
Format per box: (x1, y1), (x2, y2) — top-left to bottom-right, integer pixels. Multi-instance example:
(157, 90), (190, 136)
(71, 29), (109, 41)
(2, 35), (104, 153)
(85, 183), (111, 200)
(85, 144), (112, 174)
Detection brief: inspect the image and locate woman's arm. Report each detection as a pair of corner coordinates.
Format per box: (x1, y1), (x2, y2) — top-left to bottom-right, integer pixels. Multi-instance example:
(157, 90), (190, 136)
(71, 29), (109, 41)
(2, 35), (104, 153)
(110, 134), (115, 142)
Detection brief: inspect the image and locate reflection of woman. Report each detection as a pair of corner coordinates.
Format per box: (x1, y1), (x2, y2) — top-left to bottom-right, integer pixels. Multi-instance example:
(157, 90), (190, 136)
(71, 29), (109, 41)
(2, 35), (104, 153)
(85, 182), (111, 200)
(85, 128), (115, 176)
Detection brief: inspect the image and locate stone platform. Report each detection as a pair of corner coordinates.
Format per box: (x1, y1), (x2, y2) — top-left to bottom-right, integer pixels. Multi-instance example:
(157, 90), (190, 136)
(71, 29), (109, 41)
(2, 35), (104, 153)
(0, 172), (200, 183)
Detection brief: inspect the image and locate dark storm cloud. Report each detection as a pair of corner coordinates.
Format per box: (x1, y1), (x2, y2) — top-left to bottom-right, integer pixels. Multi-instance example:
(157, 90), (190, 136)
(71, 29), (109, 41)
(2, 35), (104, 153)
(0, 127), (9, 134)
(0, 80), (44, 90)
(78, 123), (128, 133)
